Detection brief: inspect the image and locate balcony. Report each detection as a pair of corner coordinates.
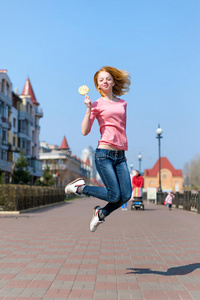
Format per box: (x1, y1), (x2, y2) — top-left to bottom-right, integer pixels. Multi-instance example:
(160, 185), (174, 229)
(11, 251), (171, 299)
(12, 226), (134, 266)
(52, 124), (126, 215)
(1, 117), (10, 129)
(1, 141), (9, 150)
(35, 107), (43, 118)
(42, 163), (68, 171)
(8, 145), (20, 152)
(1, 117), (7, 123)
(18, 111), (33, 123)
(0, 159), (12, 172)
(0, 91), (12, 106)
(28, 158), (43, 177)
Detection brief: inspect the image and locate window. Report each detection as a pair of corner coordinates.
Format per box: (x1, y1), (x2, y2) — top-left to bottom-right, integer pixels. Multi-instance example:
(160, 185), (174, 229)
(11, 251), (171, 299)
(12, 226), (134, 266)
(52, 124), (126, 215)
(150, 181), (154, 184)
(1, 150), (7, 161)
(1, 105), (9, 121)
(13, 136), (16, 146)
(175, 181), (179, 192)
(1, 79), (5, 93)
(2, 129), (7, 145)
(22, 139), (26, 150)
(6, 83), (9, 97)
(32, 130), (35, 142)
(19, 120), (28, 134)
(18, 120), (22, 132)
(162, 174), (167, 179)
(13, 117), (16, 128)
(27, 141), (31, 155)
(5, 105), (8, 119)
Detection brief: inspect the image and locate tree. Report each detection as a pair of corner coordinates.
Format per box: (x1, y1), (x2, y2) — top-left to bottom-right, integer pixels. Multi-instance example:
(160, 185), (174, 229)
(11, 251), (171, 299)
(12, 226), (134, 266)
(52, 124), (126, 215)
(36, 166), (55, 186)
(183, 162), (190, 186)
(12, 151), (32, 184)
(190, 155), (200, 187)
(183, 154), (200, 188)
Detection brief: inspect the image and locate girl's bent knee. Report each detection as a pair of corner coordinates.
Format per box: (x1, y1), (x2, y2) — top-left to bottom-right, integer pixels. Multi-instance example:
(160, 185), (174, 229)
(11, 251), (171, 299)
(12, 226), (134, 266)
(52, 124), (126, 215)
(109, 194), (121, 203)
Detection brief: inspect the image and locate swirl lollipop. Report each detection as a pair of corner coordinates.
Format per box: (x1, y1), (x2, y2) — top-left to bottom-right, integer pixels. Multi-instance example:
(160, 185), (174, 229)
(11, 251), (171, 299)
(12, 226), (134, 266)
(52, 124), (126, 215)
(78, 85), (89, 95)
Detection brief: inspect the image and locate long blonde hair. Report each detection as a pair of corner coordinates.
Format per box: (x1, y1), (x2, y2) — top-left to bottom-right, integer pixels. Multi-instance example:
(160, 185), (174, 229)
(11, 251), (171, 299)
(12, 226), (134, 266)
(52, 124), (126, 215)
(94, 66), (131, 97)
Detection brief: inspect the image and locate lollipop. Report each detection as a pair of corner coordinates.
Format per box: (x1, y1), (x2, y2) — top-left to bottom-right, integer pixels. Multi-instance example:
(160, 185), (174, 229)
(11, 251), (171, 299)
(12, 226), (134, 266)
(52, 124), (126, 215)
(78, 85), (89, 95)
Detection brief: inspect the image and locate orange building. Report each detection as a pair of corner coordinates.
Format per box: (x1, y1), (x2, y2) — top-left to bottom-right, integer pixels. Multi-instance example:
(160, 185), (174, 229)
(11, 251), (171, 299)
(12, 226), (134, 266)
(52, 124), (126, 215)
(144, 157), (183, 192)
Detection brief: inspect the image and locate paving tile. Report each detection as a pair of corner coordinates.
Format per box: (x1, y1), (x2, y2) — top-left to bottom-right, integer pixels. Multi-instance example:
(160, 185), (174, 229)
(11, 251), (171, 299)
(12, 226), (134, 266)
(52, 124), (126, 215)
(0, 198), (200, 299)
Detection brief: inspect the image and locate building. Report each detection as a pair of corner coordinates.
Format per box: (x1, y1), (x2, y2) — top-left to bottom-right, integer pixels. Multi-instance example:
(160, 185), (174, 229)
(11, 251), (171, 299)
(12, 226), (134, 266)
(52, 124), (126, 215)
(144, 157), (183, 193)
(18, 77), (43, 181)
(39, 136), (90, 187)
(82, 144), (97, 180)
(0, 70), (43, 183)
(81, 144), (103, 184)
(0, 70), (13, 182)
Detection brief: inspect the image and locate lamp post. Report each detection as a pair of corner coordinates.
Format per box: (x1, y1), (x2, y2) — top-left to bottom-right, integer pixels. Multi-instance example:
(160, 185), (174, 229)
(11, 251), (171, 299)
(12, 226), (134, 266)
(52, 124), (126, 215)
(130, 163), (133, 174)
(138, 153), (142, 173)
(156, 124), (163, 192)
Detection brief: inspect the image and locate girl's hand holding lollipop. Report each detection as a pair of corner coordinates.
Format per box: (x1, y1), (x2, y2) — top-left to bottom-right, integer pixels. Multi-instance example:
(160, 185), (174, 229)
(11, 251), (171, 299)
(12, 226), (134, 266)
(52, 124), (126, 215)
(78, 85), (91, 109)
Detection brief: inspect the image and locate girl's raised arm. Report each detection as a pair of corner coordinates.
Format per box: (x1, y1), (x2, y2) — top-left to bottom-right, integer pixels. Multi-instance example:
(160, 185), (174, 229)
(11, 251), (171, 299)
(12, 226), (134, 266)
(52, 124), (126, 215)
(81, 95), (92, 136)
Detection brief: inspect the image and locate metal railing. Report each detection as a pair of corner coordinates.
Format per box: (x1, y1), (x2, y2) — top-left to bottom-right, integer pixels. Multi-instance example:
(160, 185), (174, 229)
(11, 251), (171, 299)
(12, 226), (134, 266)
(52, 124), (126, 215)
(143, 190), (200, 214)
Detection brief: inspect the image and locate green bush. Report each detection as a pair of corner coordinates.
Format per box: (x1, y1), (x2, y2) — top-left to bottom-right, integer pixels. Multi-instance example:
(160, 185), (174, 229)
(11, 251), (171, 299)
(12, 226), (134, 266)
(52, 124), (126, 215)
(0, 184), (64, 211)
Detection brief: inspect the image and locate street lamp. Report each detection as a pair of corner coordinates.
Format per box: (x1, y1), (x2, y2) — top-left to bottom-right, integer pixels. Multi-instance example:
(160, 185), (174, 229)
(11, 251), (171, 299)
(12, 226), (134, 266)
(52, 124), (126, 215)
(130, 163), (133, 174)
(156, 124), (163, 192)
(138, 153), (142, 173)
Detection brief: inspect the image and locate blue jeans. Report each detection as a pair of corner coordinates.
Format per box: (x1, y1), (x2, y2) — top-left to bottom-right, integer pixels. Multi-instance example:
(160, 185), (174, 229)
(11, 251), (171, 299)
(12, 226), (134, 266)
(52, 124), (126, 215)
(83, 149), (132, 218)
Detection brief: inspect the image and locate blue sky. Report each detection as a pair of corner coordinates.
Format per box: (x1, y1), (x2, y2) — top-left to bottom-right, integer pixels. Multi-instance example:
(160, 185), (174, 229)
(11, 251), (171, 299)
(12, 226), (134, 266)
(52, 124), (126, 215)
(1, 0), (200, 172)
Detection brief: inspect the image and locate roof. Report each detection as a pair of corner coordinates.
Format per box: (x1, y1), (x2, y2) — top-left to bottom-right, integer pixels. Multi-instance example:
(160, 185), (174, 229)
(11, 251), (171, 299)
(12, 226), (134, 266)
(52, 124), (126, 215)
(59, 136), (70, 150)
(85, 157), (90, 166)
(21, 77), (39, 106)
(144, 157), (183, 177)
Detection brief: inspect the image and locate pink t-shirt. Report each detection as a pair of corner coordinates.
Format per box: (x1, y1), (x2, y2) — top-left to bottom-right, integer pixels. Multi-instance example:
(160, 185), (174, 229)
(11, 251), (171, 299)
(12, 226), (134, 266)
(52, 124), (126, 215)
(89, 97), (128, 150)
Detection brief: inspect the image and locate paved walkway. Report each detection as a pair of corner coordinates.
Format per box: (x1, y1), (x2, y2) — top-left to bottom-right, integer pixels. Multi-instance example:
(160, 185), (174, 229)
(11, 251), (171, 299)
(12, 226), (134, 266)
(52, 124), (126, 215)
(0, 197), (200, 300)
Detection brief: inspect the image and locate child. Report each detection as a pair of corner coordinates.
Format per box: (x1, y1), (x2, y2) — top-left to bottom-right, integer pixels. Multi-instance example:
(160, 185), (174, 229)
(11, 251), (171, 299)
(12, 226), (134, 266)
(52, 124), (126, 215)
(165, 192), (175, 210)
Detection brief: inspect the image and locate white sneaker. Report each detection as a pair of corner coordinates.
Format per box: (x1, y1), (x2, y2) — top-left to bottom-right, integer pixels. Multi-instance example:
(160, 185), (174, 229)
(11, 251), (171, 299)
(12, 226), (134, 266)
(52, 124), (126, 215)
(65, 178), (85, 195)
(90, 206), (105, 232)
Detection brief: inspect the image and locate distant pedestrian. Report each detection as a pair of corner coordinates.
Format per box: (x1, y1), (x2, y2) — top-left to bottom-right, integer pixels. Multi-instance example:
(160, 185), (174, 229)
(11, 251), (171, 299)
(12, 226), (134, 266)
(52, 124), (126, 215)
(164, 192), (175, 210)
(132, 170), (143, 190)
(65, 66), (132, 232)
(132, 170), (143, 200)
(121, 202), (128, 211)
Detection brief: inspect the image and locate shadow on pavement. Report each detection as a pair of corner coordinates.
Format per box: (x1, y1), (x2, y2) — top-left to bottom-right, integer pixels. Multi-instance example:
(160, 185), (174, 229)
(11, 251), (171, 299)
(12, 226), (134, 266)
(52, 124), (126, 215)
(126, 263), (200, 276)
(1, 201), (75, 218)
(129, 209), (157, 211)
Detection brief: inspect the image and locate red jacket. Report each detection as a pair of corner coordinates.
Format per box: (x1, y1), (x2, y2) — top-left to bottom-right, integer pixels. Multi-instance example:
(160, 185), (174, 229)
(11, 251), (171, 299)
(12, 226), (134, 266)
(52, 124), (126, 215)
(132, 175), (143, 188)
